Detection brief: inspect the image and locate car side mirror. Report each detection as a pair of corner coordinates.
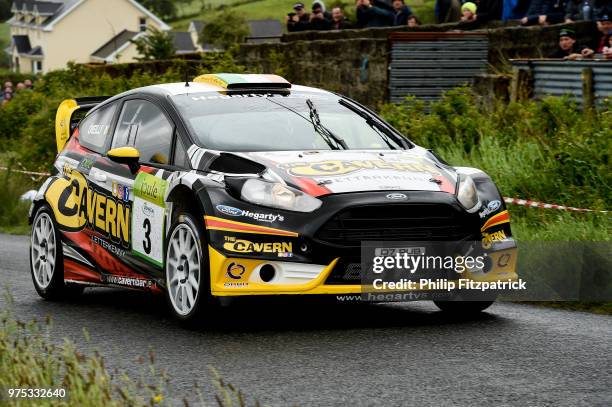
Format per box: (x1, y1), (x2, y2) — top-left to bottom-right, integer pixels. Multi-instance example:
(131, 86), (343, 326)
(107, 147), (140, 171)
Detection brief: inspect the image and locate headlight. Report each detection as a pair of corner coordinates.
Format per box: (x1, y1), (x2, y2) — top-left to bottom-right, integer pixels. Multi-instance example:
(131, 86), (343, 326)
(241, 178), (322, 212)
(456, 175), (481, 213)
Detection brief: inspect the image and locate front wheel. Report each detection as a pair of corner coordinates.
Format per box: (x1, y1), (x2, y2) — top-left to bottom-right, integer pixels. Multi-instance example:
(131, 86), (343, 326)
(164, 212), (213, 326)
(30, 205), (83, 300)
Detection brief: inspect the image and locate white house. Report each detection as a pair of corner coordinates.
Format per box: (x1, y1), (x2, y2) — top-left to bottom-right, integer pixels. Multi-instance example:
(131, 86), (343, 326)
(6, 0), (196, 73)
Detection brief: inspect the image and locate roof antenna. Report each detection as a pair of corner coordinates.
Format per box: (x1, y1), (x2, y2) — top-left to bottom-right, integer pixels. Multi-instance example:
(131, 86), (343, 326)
(184, 66), (190, 87)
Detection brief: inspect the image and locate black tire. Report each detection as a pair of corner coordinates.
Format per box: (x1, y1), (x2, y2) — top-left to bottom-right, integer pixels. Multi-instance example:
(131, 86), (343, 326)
(164, 212), (214, 326)
(433, 300), (495, 314)
(30, 205), (84, 300)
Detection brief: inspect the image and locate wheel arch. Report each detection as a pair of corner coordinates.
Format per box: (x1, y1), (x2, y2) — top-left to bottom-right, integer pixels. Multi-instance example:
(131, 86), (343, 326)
(28, 177), (56, 224)
(165, 184), (205, 225)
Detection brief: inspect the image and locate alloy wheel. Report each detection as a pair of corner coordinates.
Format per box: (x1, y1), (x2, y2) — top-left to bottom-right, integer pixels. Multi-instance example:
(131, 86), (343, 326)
(31, 212), (56, 289)
(166, 224), (201, 316)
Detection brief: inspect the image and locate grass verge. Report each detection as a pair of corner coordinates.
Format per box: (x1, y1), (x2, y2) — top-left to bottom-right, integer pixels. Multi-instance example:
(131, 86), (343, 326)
(0, 165), (38, 235)
(0, 292), (256, 406)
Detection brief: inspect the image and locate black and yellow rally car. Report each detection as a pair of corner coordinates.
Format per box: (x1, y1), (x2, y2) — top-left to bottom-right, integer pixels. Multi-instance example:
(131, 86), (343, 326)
(29, 74), (517, 323)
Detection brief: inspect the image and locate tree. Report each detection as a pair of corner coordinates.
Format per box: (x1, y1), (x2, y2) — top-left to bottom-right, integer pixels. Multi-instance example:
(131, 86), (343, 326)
(139, 0), (177, 20)
(201, 10), (250, 50)
(131, 27), (176, 61)
(0, 0), (12, 21)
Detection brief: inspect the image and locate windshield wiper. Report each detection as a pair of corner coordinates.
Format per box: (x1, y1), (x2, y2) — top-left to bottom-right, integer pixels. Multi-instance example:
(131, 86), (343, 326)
(306, 99), (348, 150)
(338, 99), (409, 150)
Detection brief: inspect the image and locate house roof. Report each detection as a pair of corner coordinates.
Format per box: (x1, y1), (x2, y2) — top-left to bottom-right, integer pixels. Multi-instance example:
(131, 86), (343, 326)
(91, 29), (140, 60)
(247, 19), (282, 39)
(12, 35), (31, 53)
(12, 0), (64, 15)
(172, 31), (197, 54)
(9, 35), (45, 57)
(28, 45), (43, 56)
(11, 0), (80, 27)
(9, 0), (171, 31)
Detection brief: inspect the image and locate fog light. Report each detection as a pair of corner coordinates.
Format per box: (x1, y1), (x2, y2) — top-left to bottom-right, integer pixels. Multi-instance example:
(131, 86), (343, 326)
(259, 264), (276, 282)
(482, 255), (493, 274)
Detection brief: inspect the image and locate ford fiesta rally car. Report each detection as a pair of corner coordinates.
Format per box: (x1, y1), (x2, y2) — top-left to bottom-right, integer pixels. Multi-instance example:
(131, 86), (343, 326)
(29, 73), (517, 323)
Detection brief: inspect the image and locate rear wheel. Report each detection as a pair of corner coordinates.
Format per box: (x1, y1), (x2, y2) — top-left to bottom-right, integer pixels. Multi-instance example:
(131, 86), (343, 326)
(30, 205), (83, 300)
(164, 212), (213, 326)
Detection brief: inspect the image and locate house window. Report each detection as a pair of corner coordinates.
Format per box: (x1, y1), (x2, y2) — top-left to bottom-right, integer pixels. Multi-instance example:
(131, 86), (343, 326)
(32, 60), (42, 74)
(139, 17), (147, 32)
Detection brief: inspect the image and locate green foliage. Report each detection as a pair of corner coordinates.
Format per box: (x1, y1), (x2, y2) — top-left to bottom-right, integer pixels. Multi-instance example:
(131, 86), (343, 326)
(130, 26), (176, 61)
(0, 23), (10, 67)
(0, 56), (243, 169)
(171, 0), (437, 29)
(0, 0), (11, 21)
(0, 68), (37, 84)
(139, 0), (178, 20)
(380, 88), (611, 211)
(201, 9), (250, 50)
(510, 207), (611, 241)
(0, 300), (168, 406)
(0, 294), (264, 404)
(0, 166), (33, 234)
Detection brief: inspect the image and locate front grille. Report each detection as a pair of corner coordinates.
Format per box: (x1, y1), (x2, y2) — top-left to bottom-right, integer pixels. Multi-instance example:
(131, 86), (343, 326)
(315, 204), (476, 248)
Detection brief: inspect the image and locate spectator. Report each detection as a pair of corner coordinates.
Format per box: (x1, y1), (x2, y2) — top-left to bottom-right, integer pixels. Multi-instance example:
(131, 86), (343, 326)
(407, 14), (420, 26)
(2, 86), (13, 106)
(392, 0), (413, 26)
(521, 0), (567, 26)
(435, 0), (462, 23)
(511, 0), (532, 19)
(596, 13), (612, 52)
(24, 79), (33, 89)
(602, 33), (612, 58)
(461, 2), (478, 21)
(565, 0), (594, 22)
(474, 0), (503, 22)
(356, 0), (394, 28)
(287, 3), (310, 32)
(548, 27), (594, 58)
(503, 0), (527, 20)
(309, 1), (333, 30)
(331, 7), (353, 29)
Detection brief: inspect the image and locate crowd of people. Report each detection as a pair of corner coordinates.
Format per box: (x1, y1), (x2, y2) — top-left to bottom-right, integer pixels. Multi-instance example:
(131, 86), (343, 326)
(286, 1), (420, 32)
(286, 1), (610, 33)
(286, 1), (612, 60)
(549, 13), (612, 59)
(437, 0), (610, 25)
(2, 79), (33, 106)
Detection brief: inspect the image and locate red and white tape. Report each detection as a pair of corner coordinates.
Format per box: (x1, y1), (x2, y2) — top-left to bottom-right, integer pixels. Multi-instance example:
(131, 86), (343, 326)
(0, 166), (51, 177)
(0, 167), (608, 214)
(503, 197), (608, 214)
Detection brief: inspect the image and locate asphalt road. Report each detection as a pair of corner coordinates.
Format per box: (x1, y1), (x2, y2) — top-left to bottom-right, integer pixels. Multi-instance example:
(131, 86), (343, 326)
(1, 234), (611, 406)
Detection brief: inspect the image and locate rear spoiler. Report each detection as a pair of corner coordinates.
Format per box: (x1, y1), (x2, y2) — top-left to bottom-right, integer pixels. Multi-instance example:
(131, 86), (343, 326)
(55, 96), (110, 153)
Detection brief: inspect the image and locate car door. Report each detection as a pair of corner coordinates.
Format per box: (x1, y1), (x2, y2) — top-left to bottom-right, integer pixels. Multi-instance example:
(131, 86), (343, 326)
(51, 101), (122, 282)
(108, 98), (176, 271)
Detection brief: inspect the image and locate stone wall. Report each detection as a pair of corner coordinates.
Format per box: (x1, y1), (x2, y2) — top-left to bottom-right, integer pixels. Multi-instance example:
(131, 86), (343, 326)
(237, 21), (601, 107)
(237, 38), (388, 105)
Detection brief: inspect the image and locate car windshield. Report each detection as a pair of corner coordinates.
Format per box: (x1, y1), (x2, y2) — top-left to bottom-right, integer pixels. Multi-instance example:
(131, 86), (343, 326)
(171, 92), (405, 152)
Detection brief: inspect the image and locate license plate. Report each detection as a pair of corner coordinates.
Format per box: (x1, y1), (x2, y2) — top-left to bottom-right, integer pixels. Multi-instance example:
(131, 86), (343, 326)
(374, 247), (426, 256)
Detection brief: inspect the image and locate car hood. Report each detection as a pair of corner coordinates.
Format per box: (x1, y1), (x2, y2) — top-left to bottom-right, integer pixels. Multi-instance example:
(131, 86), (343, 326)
(242, 150), (458, 197)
